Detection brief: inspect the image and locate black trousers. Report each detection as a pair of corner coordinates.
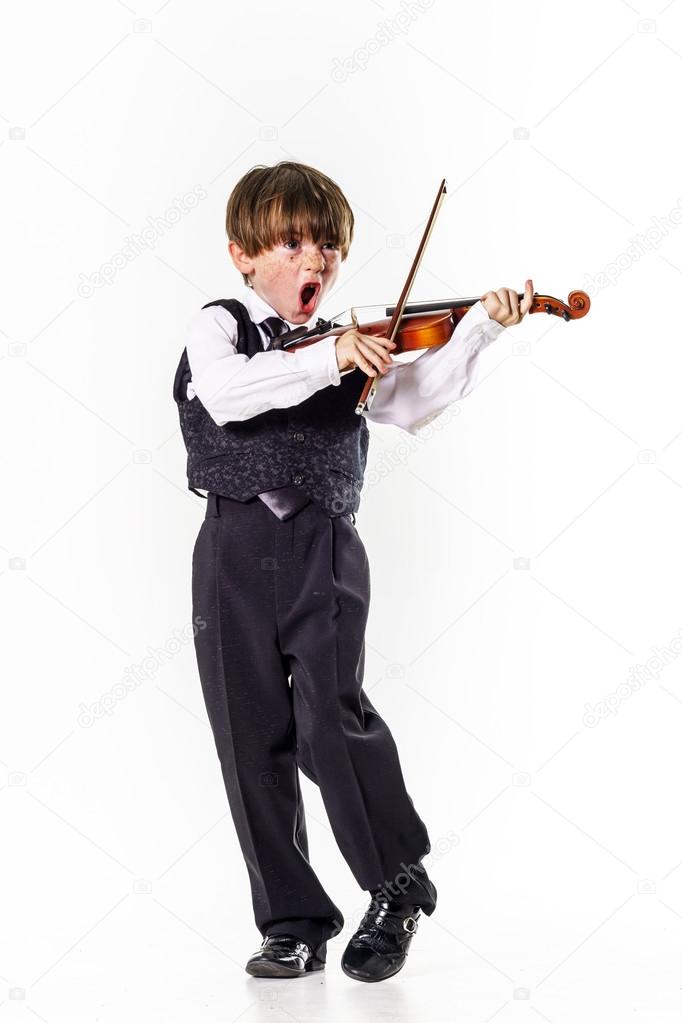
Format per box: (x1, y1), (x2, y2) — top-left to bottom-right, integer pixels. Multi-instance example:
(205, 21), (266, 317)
(191, 492), (437, 951)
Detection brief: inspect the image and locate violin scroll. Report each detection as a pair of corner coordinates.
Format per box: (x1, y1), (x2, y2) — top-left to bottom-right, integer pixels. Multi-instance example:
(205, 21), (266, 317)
(532, 290), (590, 321)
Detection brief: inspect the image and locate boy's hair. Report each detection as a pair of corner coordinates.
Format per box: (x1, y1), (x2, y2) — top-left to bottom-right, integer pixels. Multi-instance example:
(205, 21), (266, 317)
(226, 161), (354, 286)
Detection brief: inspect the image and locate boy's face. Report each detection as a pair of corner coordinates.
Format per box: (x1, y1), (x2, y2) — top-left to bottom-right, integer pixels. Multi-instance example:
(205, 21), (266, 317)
(229, 234), (342, 325)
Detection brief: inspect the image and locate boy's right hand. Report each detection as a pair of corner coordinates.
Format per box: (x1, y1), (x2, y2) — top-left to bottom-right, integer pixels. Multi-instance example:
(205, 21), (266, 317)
(335, 329), (396, 375)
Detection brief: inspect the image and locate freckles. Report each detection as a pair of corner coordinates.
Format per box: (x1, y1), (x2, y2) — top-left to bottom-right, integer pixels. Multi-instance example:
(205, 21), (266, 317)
(266, 261), (289, 284)
(261, 254), (284, 279)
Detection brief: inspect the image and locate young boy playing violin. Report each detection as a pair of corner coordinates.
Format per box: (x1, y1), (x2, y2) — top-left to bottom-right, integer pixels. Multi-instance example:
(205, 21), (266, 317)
(173, 160), (533, 983)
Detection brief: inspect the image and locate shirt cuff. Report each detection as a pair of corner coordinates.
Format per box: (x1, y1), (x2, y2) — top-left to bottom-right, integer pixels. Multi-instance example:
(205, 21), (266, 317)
(327, 335), (341, 385)
(453, 299), (505, 339)
(290, 334), (340, 387)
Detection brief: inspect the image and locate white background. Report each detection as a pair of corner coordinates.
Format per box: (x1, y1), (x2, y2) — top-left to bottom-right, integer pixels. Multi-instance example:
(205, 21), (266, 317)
(2, 0), (682, 1020)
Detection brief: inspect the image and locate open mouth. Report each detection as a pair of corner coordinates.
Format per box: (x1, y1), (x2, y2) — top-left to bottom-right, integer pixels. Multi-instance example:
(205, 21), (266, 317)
(298, 281), (321, 314)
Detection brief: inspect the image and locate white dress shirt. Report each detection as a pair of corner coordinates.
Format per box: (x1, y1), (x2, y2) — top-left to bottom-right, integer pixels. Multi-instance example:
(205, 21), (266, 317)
(185, 284), (505, 435)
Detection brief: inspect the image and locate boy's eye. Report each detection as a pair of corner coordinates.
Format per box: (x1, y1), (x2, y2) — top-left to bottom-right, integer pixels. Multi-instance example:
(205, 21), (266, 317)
(282, 239), (338, 251)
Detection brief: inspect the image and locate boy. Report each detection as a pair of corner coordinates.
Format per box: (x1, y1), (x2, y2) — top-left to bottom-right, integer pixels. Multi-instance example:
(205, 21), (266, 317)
(173, 161), (532, 983)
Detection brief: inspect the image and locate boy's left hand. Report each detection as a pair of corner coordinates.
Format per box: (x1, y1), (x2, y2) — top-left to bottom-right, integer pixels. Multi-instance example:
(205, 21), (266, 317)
(480, 279), (534, 326)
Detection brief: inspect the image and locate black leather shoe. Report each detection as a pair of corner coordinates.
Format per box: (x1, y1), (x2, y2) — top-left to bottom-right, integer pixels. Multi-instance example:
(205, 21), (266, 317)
(341, 897), (421, 983)
(245, 934), (327, 978)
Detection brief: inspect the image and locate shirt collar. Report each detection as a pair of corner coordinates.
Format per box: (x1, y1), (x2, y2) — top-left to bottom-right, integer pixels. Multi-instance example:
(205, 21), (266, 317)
(241, 284), (318, 331)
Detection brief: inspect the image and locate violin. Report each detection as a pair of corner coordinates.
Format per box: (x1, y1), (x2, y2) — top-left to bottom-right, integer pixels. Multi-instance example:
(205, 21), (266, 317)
(272, 179), (591, 415)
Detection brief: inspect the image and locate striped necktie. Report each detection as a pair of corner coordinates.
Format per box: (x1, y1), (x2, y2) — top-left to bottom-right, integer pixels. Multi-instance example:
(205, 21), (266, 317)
(256, 315), (312, 521)
(260, 316), (289, 350)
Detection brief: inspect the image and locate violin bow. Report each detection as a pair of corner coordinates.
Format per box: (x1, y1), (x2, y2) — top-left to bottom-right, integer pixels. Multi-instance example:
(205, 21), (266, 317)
(355, 177), (448, 415)
(354, 180), (591, 414)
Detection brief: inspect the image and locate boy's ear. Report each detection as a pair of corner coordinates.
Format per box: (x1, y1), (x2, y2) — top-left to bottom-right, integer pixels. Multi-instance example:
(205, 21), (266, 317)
(228, 239), (255, 281)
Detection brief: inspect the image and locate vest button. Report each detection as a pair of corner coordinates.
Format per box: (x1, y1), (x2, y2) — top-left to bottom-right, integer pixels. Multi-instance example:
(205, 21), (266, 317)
(292, 474), (304, 486)
(293, 432), (305, 442)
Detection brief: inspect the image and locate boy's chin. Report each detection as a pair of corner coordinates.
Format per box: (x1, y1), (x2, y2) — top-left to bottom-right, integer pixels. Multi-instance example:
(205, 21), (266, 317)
(289, 308), (317, 324)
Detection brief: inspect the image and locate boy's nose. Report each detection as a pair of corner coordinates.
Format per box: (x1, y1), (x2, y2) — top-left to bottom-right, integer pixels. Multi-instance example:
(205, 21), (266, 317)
(301, 247), (326, 271)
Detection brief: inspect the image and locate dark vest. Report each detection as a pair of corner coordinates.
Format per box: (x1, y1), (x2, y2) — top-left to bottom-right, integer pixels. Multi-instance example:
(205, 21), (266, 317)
(172, 298), (370, 518)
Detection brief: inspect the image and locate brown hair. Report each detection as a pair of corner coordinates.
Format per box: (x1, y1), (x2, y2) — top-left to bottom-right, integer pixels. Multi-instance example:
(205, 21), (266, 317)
(226, 161), (354, 286)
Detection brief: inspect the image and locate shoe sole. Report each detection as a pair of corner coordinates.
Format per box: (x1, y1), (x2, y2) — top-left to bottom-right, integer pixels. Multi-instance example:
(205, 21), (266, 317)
(245, 958), (325, 978)
(340, 959), (406, 983)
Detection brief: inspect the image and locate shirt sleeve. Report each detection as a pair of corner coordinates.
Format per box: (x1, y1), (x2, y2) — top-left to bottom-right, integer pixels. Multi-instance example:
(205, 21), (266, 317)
(363, 300), (506, 434)
(184, 305), (343, 426)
